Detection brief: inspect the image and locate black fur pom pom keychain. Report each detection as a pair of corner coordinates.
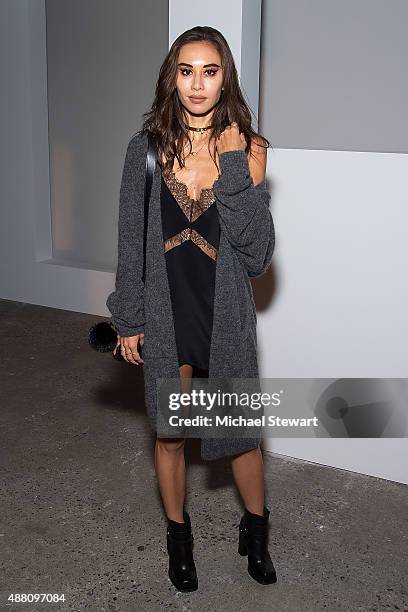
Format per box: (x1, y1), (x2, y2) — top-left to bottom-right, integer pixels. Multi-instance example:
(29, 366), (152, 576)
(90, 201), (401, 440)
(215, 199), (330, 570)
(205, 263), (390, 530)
(88, 320), (124, 361)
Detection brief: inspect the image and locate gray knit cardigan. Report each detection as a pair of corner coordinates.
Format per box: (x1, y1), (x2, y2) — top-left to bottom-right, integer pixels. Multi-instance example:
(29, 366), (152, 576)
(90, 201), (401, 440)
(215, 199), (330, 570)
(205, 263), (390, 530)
(106, 130), (275, 460)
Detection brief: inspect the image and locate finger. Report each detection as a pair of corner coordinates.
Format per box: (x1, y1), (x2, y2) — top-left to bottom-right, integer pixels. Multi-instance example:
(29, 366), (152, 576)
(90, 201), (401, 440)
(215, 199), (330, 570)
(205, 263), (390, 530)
(134, 335), (145, 364)
(113, 335), (121, 355)
(121, 339), (135, 364)
(123, 340), (139, 365)
(124, 338), (144, 365)
(120, 341), (131, 363)
(130, 343), (144, 365)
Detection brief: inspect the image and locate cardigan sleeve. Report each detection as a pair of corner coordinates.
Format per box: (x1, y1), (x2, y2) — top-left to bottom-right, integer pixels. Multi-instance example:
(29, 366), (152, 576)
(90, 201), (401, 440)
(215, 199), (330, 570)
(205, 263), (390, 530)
(106, 133), (147, 336)
(212, 149), (275, 278)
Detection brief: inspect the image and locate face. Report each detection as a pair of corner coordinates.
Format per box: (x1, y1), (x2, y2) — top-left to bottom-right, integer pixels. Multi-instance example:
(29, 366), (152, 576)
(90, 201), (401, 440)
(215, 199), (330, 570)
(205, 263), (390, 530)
(175, 41), (223, 117)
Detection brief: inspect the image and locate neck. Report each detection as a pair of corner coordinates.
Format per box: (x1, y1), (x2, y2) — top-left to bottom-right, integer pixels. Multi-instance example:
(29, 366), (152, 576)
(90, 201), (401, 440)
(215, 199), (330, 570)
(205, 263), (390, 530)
(183, 108), (214, 130)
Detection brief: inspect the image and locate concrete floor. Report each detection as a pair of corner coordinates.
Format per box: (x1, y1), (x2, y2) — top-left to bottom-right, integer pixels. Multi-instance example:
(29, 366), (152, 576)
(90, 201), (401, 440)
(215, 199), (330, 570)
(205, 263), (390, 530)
(0, 299), (407, 612)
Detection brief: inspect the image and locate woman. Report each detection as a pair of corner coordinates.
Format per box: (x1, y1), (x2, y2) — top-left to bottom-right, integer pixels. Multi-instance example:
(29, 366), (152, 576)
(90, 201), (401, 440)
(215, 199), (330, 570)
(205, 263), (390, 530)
(106, 26), (277, 591)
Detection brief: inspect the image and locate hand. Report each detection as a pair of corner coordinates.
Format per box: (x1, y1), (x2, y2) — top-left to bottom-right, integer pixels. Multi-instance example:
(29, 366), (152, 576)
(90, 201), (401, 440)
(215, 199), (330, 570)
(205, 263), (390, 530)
(215, 122), (247, 155)
(114, 333), (144, 365)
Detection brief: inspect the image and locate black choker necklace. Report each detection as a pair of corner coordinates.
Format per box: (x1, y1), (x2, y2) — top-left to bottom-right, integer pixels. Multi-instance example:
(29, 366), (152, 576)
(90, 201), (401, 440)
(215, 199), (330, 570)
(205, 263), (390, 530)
(183, 123), (213, 134)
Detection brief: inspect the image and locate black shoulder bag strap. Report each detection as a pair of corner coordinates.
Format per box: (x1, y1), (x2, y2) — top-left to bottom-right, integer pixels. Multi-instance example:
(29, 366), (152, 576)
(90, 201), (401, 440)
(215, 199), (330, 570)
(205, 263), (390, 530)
(142, 131), (158, 284)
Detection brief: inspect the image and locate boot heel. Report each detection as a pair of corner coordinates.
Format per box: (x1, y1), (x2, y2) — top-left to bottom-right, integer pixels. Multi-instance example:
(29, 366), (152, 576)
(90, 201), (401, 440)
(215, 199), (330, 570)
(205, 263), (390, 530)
(238, 530), (247, 556)
(237, 506), (278, 585)
(166, 510), (198, 592)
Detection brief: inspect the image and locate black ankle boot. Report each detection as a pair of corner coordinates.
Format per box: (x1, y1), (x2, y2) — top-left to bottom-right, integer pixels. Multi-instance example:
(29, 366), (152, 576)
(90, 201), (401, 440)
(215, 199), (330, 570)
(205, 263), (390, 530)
(166, 510), (198, 592)
(238, 506), (277, 585)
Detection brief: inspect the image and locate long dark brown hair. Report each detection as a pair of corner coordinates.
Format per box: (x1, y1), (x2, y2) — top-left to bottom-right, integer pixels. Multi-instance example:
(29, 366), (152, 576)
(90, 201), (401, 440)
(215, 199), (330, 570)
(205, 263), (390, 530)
(138, 25), (271, 175)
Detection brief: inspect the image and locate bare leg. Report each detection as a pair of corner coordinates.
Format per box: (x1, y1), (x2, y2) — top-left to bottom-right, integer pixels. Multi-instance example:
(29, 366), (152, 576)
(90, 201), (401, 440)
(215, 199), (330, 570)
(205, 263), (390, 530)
(154, 363), (193, 522)
(231, 446), (265, 515)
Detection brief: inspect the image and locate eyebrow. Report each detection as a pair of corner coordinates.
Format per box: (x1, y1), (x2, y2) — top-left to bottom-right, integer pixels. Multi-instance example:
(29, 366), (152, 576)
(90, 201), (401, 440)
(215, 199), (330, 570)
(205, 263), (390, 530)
(177, 62), (221, 68)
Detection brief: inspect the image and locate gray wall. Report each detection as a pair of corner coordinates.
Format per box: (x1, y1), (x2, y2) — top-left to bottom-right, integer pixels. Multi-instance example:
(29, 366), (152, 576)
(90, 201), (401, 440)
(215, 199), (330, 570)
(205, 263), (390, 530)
(260, 0), (408, 153)
(257, 0), (408, 482)
(45, 0), (168, 269)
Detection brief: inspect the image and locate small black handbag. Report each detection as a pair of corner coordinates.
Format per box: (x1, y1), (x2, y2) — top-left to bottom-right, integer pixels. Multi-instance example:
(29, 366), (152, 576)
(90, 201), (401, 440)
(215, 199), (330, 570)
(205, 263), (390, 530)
(88, 131), (157, 361)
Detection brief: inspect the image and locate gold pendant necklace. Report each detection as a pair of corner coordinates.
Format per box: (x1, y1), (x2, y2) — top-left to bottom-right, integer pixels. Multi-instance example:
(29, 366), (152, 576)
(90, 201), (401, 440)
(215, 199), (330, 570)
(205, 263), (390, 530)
(189, 142), (207, 156)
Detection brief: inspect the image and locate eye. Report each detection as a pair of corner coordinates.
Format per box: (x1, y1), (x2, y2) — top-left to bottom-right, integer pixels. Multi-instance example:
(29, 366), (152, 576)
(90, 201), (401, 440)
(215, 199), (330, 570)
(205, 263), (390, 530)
(179, 68), (218, 77)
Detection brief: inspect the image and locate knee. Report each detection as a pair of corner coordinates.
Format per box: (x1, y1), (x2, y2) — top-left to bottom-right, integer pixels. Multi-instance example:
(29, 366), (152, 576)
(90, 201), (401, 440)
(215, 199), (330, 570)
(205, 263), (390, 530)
(155, 437), (186, 453)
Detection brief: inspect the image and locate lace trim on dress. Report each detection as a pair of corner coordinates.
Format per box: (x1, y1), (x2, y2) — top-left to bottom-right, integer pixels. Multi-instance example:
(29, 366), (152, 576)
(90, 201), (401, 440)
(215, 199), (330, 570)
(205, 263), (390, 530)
(162, 167), (217, 222)
(163, 227), (218, 261)
(190, 228), (218, 261)
(163, 228), (192, 252)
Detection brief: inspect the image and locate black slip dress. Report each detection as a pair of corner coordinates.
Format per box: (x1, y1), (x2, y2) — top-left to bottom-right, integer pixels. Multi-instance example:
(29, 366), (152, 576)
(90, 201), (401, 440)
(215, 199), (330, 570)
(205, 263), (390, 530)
(160, 166), (220, 377)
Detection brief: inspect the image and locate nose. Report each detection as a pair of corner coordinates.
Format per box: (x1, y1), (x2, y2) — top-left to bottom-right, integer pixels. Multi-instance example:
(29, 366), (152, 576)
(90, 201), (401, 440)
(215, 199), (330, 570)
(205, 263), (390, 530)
(192, 72), (204, 91)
